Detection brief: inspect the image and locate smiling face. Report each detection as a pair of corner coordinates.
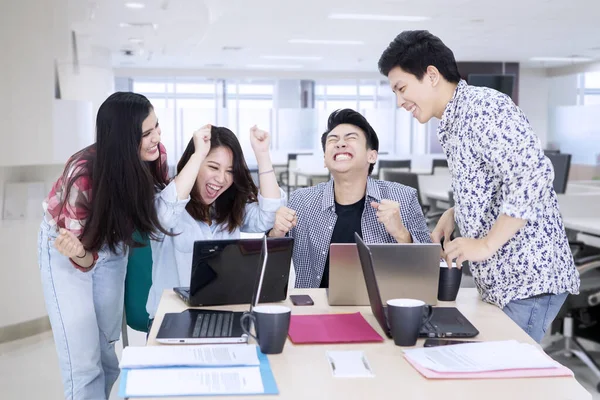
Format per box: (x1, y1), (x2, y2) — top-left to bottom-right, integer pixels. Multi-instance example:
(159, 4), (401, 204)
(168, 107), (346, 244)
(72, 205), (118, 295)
(195, 146), (234, 205)
(139, 109), (161, 161)
(387, 66), (441, 124)
(324, 123), (377, 175)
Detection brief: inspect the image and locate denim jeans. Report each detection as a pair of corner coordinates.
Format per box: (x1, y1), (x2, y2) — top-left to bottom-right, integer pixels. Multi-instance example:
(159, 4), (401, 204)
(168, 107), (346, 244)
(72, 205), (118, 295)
(38, 220), (128, 400)
(502, 292), (568, 343)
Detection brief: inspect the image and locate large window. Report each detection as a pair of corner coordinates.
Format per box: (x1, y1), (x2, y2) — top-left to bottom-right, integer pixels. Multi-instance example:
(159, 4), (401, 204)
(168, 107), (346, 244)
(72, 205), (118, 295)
(582, 72), (600, 105)
(126, 76), (432, 161)
(131, 78), (274, 162)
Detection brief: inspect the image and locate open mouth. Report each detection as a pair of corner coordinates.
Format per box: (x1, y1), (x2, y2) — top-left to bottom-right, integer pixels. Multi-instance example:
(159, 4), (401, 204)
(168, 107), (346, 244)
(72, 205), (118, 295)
(205, 183), (222, 198)
(334, 152), (353, 161)
(147, 145), (158, 154)
(407, 104), (418, 118)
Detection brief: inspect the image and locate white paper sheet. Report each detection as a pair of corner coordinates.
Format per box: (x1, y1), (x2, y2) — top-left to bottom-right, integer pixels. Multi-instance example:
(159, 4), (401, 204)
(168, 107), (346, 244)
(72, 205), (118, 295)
(326, 351), (374, 378)
(403, 340), (559, 373)
(119, 344), (260, 369)
(124, 367), (265, 397)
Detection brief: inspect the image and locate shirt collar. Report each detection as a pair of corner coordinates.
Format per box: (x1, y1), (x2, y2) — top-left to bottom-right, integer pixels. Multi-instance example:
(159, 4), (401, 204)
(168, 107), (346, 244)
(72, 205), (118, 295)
(321, 176), (382, 211)
(438, 79), (467, 133)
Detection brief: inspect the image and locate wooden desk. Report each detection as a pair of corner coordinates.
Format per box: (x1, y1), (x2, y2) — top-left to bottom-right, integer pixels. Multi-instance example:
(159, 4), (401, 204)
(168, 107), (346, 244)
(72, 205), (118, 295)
(144, 289), (590, 400)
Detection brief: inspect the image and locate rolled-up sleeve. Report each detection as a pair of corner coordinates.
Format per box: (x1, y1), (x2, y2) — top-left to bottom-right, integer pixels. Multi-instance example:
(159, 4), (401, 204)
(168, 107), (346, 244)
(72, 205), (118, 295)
(155, 180), (190, 230)
(241, 188), (287, 232)
(476, 100), (553, 222)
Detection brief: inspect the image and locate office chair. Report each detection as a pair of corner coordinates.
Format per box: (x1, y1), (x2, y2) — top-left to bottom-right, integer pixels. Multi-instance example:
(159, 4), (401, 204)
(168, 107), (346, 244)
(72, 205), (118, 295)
(384, 171), (444, 226)
(279, 153), (312, 197)
(546, 153), (572, 194)
(377, 159), (411, 181)
(122, 231), (154, 347)
(544, 149), (561, 155)
(544, 254), (600, 393)
(431, 159), (449, 175)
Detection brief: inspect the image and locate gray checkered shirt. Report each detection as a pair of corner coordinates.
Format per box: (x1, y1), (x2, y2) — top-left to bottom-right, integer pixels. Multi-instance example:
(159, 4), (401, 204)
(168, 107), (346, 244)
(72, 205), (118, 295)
(288, 177), (432, 288)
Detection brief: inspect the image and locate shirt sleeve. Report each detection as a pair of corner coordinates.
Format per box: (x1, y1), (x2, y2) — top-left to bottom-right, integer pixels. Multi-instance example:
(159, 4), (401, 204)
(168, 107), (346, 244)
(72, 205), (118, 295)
(155, 180), (190, 230)
(58, 170), (92, 238)
(55, 166), (99, 271)
(241, 188), (287, 232)
(403, 189), (432, 244)
(474, 97), (553, 221)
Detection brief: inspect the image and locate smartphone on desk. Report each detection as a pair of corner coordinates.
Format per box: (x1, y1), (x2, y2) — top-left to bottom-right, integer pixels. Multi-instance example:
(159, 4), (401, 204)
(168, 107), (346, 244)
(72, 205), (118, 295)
(424, 338), (479, 347)
(290, 294), (314, 306)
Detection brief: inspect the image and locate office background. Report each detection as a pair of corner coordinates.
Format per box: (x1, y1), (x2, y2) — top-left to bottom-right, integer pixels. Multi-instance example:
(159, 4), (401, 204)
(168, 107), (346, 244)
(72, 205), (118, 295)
(0, 0), (599, 398)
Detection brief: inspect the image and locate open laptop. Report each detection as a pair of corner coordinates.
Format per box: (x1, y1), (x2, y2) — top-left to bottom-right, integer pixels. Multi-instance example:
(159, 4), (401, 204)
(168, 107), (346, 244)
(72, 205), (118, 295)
(355, 233), (479, 339)
(328, 243), (440, 306)
(155, 235), (269, 344)
(174, 237), (293, 306)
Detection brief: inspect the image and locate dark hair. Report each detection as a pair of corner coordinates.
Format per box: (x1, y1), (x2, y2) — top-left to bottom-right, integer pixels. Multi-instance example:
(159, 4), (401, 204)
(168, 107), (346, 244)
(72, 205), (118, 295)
(378, 30), (461, 83)
(60, 92), (170, 253)
(177, 126), (258, 232)
(320, 109), (379, 175)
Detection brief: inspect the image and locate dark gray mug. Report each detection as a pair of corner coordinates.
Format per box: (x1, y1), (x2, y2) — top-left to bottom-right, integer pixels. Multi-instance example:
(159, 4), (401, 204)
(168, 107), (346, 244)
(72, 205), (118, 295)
(438, 265), (462, 301)
(387, 299), (433, 347)
(240, 305), (291, 354)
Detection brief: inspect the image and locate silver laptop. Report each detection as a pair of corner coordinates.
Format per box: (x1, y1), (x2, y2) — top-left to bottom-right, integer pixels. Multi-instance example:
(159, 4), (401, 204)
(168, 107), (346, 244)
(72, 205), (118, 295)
(155, 235), (268, 344)
(327, 243), (441, 306)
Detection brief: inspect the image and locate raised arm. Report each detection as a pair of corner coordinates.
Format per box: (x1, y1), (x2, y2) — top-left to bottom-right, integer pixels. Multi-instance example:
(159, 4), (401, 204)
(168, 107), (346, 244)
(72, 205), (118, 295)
(250, 126), (281, 199)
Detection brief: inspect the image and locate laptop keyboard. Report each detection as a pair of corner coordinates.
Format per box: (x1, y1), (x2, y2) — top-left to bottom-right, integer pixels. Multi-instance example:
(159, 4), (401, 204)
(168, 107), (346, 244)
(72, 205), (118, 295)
(192, 313), (233, 338)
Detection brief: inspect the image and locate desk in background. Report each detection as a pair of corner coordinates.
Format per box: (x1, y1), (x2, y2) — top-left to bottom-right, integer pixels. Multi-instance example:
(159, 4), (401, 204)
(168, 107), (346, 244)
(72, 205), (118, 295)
(144, 289), (591, 400)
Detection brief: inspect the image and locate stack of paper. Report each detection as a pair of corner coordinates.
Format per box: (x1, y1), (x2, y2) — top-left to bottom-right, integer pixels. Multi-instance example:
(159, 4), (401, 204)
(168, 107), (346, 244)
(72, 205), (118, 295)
(403, 340), (573, 379)
(118, 345), (278, 397)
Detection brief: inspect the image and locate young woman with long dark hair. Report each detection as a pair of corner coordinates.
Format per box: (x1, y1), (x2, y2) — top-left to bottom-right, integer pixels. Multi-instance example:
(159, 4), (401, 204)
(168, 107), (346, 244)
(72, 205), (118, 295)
(38, 92), (170, 399)
(146, 124), (286, 319)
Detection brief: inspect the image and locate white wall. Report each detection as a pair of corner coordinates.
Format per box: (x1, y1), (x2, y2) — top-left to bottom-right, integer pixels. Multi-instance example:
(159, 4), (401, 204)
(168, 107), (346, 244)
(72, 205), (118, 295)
(548, 74), (579, 108)
(518, 68), (550, 147)
(0, 0), (106, 329)
(0, 1), (57, 167)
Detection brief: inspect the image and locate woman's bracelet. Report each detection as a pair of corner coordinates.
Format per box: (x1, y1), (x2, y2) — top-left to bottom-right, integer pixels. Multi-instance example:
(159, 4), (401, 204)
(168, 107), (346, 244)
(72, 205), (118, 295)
(259, 169), (275, 176)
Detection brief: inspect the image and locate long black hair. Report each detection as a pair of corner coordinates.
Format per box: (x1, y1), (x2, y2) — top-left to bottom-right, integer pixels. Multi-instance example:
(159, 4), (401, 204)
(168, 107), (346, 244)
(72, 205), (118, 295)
(59, 92), (170, 252)
(177, 126), (258, 232)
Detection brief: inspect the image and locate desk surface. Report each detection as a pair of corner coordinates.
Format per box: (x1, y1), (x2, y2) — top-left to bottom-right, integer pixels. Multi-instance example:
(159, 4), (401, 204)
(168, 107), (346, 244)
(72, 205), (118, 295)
(144, 289), (590, 400)
(424, 189), (451, 202)
(563, 217), (600, 237)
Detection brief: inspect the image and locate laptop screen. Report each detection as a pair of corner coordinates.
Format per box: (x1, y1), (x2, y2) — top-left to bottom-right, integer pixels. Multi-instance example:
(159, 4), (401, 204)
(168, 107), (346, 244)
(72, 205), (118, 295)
(354, 233), (391, 338)
(249, 235), (269, 311)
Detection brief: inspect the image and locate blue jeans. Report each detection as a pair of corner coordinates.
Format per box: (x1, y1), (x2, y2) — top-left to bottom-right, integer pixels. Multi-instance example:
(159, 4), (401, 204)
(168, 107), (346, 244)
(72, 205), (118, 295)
(502, 293), (568, 343)
(38, 220), (128, 400)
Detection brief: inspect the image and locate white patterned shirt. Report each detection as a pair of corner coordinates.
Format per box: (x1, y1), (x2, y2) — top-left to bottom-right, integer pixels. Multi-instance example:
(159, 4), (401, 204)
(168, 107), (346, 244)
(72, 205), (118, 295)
(288, 178), (431, 288)
(437, 80), (580, 308)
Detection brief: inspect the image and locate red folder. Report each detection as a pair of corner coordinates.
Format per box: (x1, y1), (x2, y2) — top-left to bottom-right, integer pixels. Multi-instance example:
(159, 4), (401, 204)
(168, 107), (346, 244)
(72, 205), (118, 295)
(288, 312), (384, 344)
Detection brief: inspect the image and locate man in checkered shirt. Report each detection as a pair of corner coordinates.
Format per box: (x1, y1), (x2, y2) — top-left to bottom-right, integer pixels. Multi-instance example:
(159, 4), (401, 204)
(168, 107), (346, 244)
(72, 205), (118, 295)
(270, 109), (431, 288)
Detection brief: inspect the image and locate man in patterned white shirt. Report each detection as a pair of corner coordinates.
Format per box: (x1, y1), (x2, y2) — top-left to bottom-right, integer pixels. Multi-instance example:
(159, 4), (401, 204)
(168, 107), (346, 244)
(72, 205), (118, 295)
(378, 30), (580, 342)
(269, 109), (431, 288)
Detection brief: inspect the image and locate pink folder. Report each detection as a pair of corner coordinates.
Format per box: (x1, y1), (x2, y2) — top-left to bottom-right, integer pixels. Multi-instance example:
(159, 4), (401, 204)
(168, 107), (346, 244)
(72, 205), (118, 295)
(288, 312), (384, 344)
(404, 356), (574, 379)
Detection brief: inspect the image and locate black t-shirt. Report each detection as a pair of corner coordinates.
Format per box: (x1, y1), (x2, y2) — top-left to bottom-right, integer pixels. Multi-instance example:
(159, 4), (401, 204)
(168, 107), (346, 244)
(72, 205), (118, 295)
(319, 196), (365, 288)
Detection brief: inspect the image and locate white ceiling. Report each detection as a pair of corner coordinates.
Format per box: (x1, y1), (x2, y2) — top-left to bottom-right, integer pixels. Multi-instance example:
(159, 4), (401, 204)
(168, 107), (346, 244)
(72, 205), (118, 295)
(69, 0), (600, 73)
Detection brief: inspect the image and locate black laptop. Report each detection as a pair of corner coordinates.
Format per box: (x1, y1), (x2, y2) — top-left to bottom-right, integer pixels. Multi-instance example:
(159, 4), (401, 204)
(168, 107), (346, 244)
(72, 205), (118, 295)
(173, 237), (293, 307)
(156, 235), (270, 344)
(355, 233), (479, 338)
